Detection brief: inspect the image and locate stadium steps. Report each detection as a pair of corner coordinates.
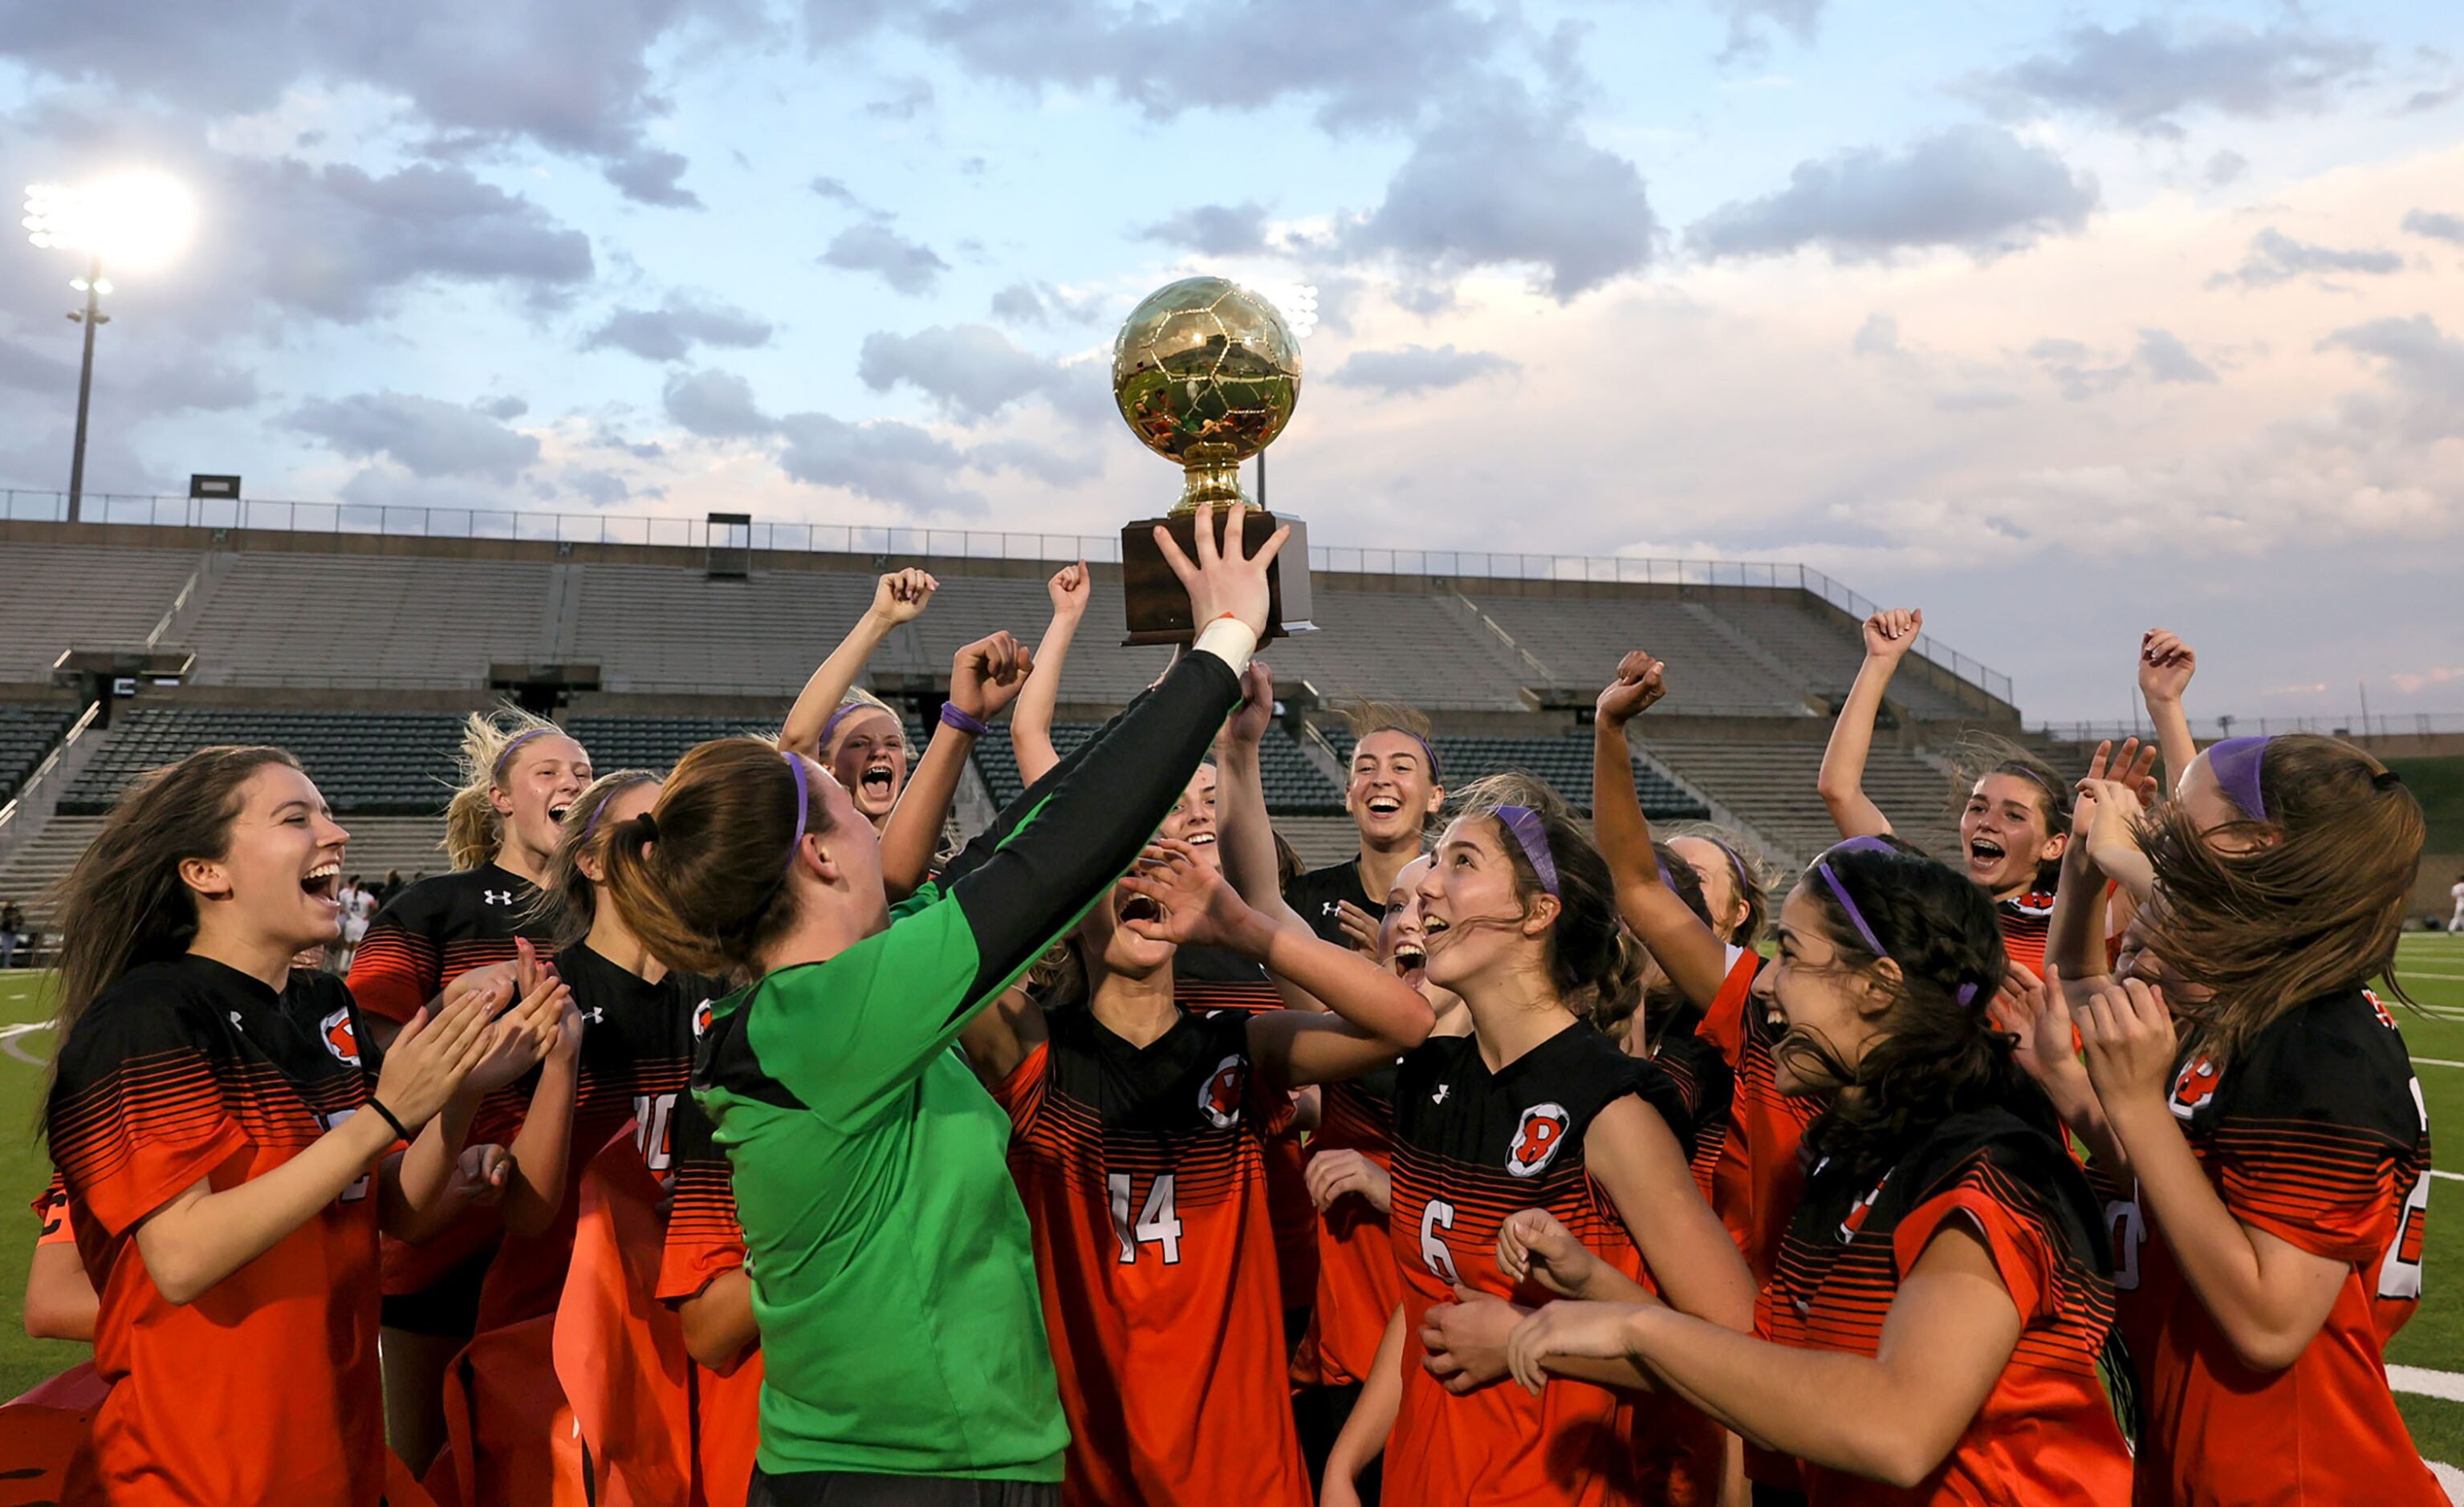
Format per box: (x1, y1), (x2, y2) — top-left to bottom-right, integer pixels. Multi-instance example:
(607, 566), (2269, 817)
(182, 554), (558, 689)
(0, 706), (77, 804)
(59, 706), (468, 817)
(1637, 738), (1963, 867)
(0, 542), (202, 682)
(1462, 595), (1811, 716)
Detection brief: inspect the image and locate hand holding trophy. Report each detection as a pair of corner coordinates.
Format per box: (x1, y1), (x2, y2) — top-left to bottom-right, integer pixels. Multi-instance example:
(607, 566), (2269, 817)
(1112, 276), (1315, 645)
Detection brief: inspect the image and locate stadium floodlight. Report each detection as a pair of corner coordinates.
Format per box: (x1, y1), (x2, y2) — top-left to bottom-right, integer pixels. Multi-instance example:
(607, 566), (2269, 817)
(23, 172), (197, 523)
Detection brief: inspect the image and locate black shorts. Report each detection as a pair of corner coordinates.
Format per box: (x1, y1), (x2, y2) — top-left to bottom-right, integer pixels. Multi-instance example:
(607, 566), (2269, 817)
(748, 1470), (1060, 1507)
(376, 1244), (493, 1337)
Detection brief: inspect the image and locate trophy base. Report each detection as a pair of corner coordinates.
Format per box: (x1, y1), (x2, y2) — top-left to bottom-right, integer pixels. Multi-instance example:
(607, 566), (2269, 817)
(1120, 512), (1313, 647)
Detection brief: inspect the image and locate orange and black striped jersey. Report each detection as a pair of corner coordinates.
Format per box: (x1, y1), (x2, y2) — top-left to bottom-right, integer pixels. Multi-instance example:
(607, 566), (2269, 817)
(1306, 1068), (1405, 1387)
(1650, 1022), (1734, 1205)
(1994, 890), (2055, 980)
(656, 1066), (764, 1507)
(46, 957), (389, 1505)
(1763, 1108), (2134, 1505)
(2106, 987), (2442, 1507)
(478, 945), (730, 1326)
(1175, 944), (1318, 1317)
(991, 1002), (1309, 1507)
(344, 863), (556, 1025)
(347, 863), (559, 1301)
(1694, 948), (1822, 1283)
(1385, 1023), (1697, 1506)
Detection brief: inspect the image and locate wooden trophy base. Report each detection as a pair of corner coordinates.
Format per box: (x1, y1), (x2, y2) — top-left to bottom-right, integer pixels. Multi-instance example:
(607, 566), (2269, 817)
(1120, 512), (1313, 647)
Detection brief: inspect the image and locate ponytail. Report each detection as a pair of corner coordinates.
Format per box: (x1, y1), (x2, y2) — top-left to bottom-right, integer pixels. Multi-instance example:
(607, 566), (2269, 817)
(600, 738), (835, 977)
(442, 705), (566, 871)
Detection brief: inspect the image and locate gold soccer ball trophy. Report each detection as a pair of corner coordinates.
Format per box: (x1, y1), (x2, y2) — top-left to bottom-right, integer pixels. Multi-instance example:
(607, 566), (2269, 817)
(1110, 275), (1313, 644)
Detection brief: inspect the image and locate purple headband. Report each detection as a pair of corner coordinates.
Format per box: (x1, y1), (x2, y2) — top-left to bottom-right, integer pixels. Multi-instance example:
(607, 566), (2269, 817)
(492, 725), (555, 781)
(1699, 835), (1751, 892)
(1493, 805), (1559, 896)
(777, 751), (810, 883)
(2207, 736), (2271, 823)
(578, 774), (657, 844)
(1813, 836), (1981, 1009)
(819, 700), (876, 752)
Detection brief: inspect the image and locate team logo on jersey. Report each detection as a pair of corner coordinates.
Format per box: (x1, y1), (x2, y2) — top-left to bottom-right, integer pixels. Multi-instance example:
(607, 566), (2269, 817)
(1198, 1054), (1248, 1129)
(1506, 1103), (1572, 1179)
(482, 889), (514, 906)
(1837, 1171), (1893, 1243)
(1431, 1083), (1450, 1105)
(320, 1006), (362, 1066)
(2169, 1054), (2221, 1119)
(582, 1005), (605, 1026)
(692, 1000), (714, 1039)
(2366, 988), (2397, 1030)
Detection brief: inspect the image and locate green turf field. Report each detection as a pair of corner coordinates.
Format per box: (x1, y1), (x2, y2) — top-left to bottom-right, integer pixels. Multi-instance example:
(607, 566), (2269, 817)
(0, 945), (2459, 1461)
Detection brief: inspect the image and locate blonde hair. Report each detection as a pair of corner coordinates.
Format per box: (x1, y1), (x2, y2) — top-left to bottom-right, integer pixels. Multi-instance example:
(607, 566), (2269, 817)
(822, 689), (901, 758)
(442, 704), (572, 871)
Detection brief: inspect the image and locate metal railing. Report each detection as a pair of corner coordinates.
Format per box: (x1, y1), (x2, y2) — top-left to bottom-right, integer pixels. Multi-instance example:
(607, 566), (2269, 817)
(2035, 713), (2464, 742)
(2, 487), (2015, 704)
(0, 699), (100, 850)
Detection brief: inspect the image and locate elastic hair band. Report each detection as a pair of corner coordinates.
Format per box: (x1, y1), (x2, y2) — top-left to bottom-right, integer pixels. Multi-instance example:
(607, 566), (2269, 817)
(941, 703), (991, 737)
(367, 1096), (417, 1143)
(1811, 835), (1986, 1011)
(2206, 736), (2271, 823)
(822, 698), (897, 753)
(775, 751), (809, 886)
(1493, 805), (1559, 897)
(490, 725), (555, 782)
(2373, 768), (2405, 792)
(1656, 858), (1677, 890)
(1360, 726), (1443, 786)
(579, 775), (657, 843)
(1699, 834), (1751, 892)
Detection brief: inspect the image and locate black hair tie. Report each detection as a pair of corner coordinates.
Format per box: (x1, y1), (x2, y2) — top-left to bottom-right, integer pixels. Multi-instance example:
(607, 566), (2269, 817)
(2373, 769), (2404, 791)
(634, 811), (660, 840)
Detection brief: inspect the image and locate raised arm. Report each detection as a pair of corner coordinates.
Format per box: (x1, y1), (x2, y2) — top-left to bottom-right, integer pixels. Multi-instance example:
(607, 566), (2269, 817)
(777, 569), (937, 759)
(1594, 653), (1730, 1007)
(1816, 608), (1921, 841)
(1113, 841), (1433, 1084)
(1214, 660), (1314, 934)
(880, 632), (1034, 898)
(2137, 630), (2199, 798)
(1010, 562), (1088, 785)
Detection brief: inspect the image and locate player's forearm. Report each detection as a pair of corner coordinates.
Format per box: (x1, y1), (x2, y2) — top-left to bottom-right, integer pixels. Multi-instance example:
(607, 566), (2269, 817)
(1328, 1305), (1409, 1485)
(500, 1056), (579, 1237)
(2144, 693), (2196, 800)
(379, 1095), (478, 1241)
(1816, 659), (1897, 838)
(884, 725), (971, 898)
(138, 1112), (396, 1304)
(1011, 610), (1083, 782)
(681, 1269), (760, 1373)
(1214, 736), (1295, 921)
(779, 611), (897, 758)
(1254, 916), (1433, 1050)
(2105, 1102), (2316, 1371)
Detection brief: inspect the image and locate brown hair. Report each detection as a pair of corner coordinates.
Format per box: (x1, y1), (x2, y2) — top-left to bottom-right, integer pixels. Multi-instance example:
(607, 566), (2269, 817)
(1447, 773), (1628, 1016)
(1591, 842), (1713, 1049)
(1945, 731), (2070, 890)
(533, 770), (661, 947)
(600, 738), (835, 977)
(46, 746), (301, 1107)
(442, 705), (573, 870)
(2136, 734), (2422, 1063)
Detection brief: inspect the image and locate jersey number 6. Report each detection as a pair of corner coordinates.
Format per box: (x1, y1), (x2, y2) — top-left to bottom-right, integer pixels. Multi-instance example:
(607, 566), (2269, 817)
(1420, 1199), (1461, 1286)
(1109, 1172), (1184, 1265)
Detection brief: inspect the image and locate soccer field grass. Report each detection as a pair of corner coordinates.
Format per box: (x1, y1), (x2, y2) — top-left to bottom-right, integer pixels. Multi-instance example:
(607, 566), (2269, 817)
(0, 945), (2459, 1458)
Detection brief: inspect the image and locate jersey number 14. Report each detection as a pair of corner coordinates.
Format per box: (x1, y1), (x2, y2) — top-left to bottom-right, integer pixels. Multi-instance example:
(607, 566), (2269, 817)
(1108, 1172), (1184, 1265)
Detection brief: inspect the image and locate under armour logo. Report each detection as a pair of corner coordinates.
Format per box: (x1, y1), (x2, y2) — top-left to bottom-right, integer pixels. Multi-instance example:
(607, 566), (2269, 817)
(482, 890), (514, 906)
(1322, 900), (1342, 917)
(583, 1006), (605, 1026)
(228, 1011), (245, 1031)
(1431, 1083), (1450, 1105)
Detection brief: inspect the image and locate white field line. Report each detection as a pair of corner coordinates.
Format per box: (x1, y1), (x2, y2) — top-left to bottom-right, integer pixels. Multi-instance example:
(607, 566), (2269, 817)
(0, 1018), (53, 1066)
(2432, 1460), (2462, 1502)
(2417, 1059), (2464, 1070)
(2393, 1366), (2464, 1403)
(2433, 1170), (2462, 1183)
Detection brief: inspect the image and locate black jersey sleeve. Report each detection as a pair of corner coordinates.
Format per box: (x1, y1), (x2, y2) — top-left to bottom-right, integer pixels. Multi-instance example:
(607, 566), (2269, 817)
(939, 649), (1240, 1010)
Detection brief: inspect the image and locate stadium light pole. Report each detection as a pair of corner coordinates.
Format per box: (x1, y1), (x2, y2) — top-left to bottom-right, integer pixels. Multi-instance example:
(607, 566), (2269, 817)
(22, 173), (197, 523)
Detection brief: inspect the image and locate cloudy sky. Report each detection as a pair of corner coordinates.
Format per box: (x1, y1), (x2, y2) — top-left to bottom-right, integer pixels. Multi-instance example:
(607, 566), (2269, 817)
(2, 0), (2460, 722)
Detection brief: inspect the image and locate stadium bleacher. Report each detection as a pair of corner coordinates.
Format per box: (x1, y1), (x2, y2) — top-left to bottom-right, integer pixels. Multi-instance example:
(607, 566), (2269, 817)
(0, 705), (75, 802)
(0, 519), (2040, 923)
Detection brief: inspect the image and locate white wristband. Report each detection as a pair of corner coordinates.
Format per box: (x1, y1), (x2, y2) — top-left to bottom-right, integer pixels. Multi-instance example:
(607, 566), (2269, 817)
(1191, 617), (1260, 676)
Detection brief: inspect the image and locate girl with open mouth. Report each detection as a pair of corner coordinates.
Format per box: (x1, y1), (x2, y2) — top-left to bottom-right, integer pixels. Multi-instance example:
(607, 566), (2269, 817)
(45, 745), (570, 1505)
(2014, 733), (2440, 1507)
(1499, 839), (2133, 1505)
(1816, 607), (2172, 980)
(1287, 704), (1448, 956)
(344, 704), (593, 1474)
(1323, 782), (1754, 1507)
